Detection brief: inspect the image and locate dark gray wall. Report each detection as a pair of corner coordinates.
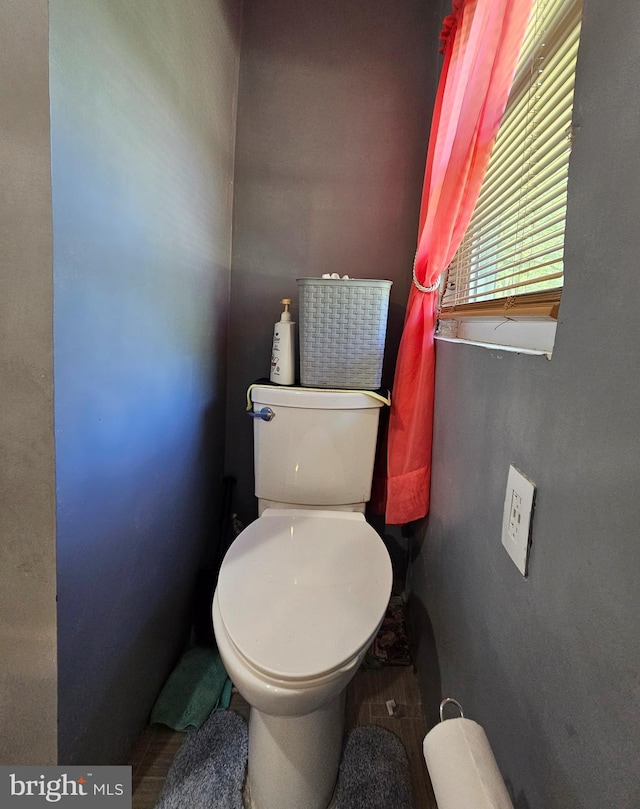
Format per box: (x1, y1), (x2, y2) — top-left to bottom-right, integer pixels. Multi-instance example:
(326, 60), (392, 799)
(225, 0), (441, 521)
(49, 0), (242, 764)
(0, 0), (57, 765)
(412, 1), (640, 806)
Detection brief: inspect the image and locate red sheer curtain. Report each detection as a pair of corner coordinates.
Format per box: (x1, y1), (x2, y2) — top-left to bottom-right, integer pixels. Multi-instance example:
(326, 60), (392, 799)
(380, 0), (534, 524)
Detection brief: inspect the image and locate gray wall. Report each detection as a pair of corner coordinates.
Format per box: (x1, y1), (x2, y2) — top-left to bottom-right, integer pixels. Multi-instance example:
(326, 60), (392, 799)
(49, 0), (242, 764)
(0, 0), (58, 765)
(412, 1), (640, 806)
(225, 0), (441, 520)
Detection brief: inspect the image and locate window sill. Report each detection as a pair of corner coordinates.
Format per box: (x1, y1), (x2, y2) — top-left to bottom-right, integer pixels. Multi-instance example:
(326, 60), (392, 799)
(435, 334), (551, 358)
(435, 316), (556, 358)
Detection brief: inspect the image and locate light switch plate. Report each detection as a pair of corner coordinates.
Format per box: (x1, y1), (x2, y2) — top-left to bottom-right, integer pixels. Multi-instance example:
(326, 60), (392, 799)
(501, 465), (535, 576)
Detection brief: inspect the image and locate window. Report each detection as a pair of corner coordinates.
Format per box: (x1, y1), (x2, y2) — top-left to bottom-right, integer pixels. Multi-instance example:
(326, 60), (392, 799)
(438, 0), (583, 349)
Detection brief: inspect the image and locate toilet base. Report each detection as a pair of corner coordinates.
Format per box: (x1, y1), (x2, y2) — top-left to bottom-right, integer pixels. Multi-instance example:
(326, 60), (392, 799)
(244, 692), (346, 809)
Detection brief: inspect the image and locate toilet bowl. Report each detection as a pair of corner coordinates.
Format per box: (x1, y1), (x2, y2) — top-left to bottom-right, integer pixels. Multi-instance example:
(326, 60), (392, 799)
(213, 508), (392, 809)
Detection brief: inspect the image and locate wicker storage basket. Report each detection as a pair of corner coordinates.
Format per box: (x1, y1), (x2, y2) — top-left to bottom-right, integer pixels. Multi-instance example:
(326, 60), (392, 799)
(297, 277), (392, 389)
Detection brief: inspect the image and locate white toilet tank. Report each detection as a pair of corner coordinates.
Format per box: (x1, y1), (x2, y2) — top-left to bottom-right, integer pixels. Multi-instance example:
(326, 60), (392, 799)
(251, 386), (384, 510)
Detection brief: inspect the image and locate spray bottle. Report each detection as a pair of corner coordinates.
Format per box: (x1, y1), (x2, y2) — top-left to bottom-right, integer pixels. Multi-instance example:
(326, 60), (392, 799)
(270, 298), (295, 385)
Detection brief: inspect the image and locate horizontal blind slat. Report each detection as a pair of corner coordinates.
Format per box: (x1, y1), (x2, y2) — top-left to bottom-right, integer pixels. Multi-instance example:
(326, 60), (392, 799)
(485, 33), (580, 164)
(469, 135), (571, 228)
(464, 214), (566, 280)
(445, 267), (564, 305)
(468, 172), (569, 253)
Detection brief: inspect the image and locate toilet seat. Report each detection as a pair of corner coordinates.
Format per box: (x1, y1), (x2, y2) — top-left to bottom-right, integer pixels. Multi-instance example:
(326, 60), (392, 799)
(216, 509), (392, 682)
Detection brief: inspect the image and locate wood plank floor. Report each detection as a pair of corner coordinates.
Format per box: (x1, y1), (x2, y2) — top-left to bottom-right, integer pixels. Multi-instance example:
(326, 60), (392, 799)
(131, 664), (436, 808)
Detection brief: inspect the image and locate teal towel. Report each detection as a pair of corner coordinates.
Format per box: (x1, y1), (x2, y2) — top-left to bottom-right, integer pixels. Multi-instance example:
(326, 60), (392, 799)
(150, 647), (231, 732)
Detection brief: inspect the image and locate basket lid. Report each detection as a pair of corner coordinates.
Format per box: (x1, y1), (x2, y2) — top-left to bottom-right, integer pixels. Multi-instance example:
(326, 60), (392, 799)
(296, 277), (392, 289)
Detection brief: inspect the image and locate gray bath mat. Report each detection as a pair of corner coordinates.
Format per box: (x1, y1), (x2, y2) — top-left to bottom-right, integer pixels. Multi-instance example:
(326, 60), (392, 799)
(154, 715), (411, 809)
(154, 710), (247, 809)
(335, 725), (412, 809)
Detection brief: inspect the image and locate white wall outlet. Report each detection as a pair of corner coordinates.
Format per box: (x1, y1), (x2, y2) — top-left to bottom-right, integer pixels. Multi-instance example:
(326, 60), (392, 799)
(501, 465), (535, 576)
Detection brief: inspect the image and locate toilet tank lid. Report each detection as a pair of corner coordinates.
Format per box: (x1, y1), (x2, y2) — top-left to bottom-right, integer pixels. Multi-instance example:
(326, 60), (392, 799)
(249, 384), (388, 410)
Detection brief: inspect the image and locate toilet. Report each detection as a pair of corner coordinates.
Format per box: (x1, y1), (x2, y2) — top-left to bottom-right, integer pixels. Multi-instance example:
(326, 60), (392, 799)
(213, 385), (392, 809)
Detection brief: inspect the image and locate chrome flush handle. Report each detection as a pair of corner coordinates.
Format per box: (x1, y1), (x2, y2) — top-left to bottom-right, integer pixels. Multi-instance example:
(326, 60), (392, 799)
(247, 407), (275, 422)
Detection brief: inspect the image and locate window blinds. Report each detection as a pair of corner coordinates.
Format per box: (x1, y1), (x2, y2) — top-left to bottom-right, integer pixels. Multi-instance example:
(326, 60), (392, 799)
(440, 0), (582, 317)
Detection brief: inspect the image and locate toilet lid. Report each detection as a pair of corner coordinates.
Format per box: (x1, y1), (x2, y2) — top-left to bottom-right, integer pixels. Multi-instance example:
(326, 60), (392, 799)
(217, 509), (392, 681)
